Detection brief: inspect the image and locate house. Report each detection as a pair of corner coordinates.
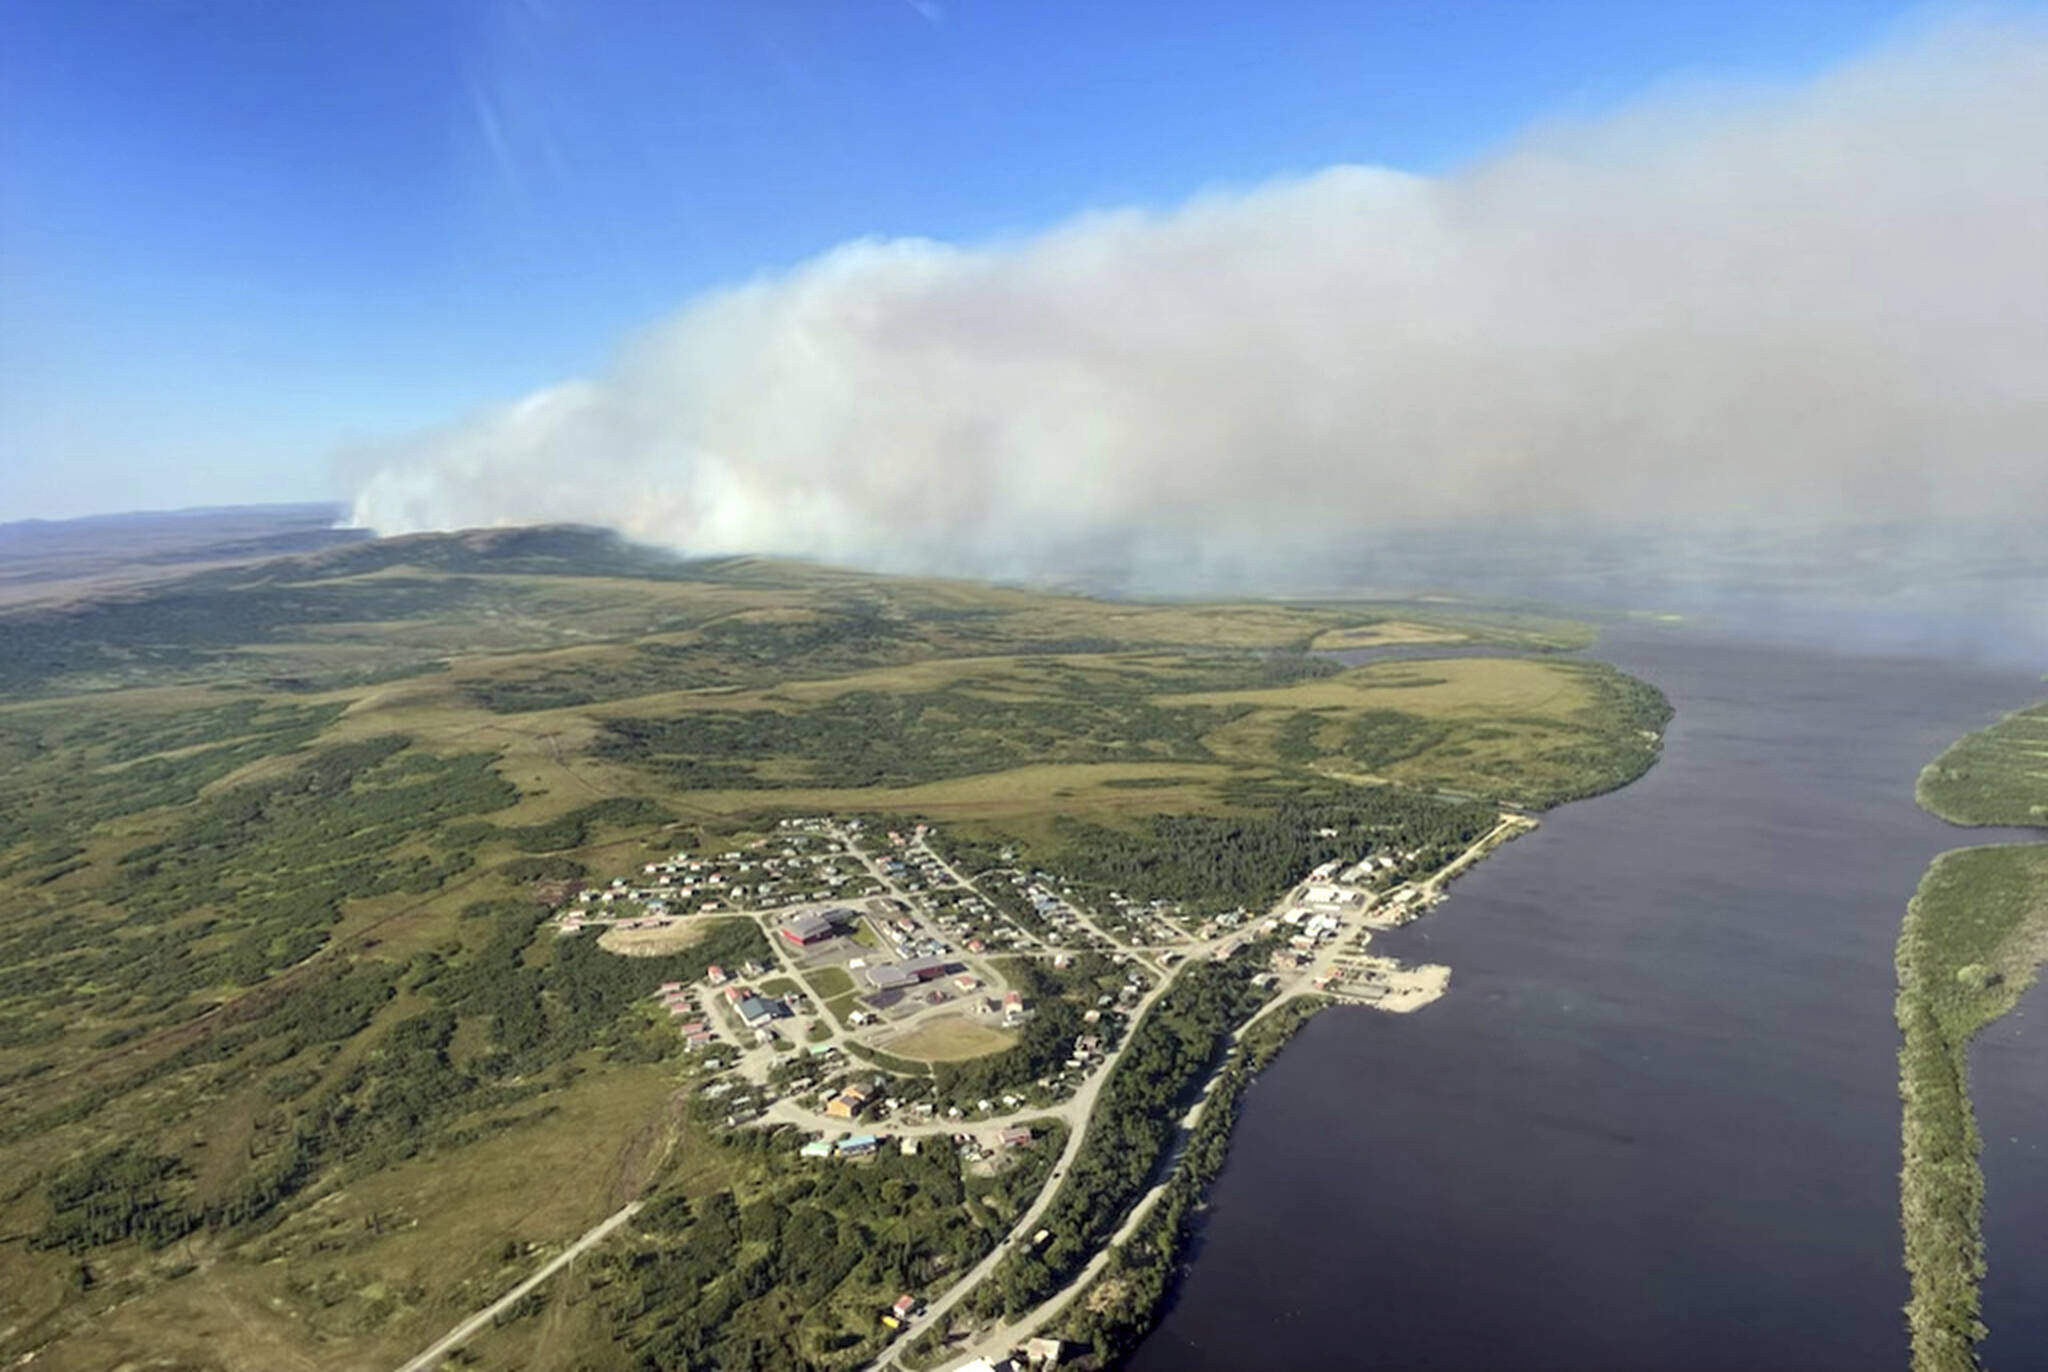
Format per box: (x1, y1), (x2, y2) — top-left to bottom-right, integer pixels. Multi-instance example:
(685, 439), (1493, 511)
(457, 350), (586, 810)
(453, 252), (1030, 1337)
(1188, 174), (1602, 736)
(825, 1084), (874, 1119)
(737, 996), (790, 1027)
(999, 1126), (1034, 1148)
(800, 1139), (834, 1158)
(706, 964), (729, 986)
(1023, 1338), (1066, 1366)
(836, 1134), (880, 1157)
(891, 1294), (917, 1319)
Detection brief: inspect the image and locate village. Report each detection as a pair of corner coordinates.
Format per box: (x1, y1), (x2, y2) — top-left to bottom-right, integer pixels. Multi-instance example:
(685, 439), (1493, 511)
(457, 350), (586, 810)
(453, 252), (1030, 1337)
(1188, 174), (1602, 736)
(552, 813), (1479, 1118)
(552, 818), (1153, 1153)
(520, 808), (1533, 1366)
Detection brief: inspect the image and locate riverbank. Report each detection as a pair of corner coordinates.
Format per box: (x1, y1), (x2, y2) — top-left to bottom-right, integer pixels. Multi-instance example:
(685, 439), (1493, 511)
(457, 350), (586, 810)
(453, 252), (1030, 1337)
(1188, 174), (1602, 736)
(1125, 629), (2047, 1372)
(1897, 845), (2048, 1372)
(1047, 996), (1329, 1365)
(1896, 694), (2048, 1372)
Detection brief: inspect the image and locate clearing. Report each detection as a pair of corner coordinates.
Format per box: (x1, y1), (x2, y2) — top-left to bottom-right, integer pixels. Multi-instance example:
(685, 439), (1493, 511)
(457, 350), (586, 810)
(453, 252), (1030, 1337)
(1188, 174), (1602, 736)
(878, 1015), (1019, 1063)
(597, 921), (714, 956)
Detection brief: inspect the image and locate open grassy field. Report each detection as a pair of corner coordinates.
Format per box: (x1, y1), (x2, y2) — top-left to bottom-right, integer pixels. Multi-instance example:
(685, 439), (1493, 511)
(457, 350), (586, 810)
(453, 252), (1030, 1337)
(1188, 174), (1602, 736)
(803, 966), (857, 1000)
(1307, 620), (1472, 650)
(1153, 655), (1667, 806)
(0, 525), (1667, 1371)
(878, 1016), (1019, 1063)
(1918, 700), (2048, 826)
(1896, 696), (2048, 1372)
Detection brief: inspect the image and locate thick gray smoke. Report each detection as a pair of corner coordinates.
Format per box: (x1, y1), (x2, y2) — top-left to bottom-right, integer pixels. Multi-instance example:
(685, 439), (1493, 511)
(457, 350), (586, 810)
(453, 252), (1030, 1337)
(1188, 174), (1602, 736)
(349, 17), (2048, 583)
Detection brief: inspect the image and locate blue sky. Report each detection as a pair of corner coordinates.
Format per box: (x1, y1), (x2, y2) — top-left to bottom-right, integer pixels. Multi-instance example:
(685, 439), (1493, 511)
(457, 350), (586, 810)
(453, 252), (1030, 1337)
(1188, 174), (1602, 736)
(0, 0), (1946, 520)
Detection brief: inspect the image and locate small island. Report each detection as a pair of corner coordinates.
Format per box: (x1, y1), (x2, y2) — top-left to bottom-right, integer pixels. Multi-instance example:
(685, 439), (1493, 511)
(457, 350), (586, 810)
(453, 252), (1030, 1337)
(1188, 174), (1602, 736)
(1897, 699), (2048, 1372)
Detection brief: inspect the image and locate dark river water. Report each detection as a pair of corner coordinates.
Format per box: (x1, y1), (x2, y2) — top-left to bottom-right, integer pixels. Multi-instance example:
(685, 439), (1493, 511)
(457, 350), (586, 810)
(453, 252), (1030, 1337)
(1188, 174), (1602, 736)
(1126, 627), (2047, 1372)
(1976, 972), (2048, 1369)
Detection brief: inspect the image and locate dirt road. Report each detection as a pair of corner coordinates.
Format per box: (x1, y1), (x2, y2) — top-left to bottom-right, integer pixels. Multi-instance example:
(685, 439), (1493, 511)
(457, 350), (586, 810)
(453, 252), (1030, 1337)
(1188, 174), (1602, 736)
(392, 1201), (642, 1372)
(864, 968), (1180, 1371)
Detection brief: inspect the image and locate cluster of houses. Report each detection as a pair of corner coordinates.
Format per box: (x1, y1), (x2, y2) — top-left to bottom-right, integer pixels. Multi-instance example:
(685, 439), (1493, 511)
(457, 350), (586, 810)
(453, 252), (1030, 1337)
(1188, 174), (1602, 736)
(799, 1133), (881, 1159)
(874, 826), (941, 894)
(554, 826), (878, 933)
(1004, 872), (1201, 946)
(652, 981), (722, 1050)
(1097, 892), (1192, 942)
(798, 1123), (1038, 1168)
(651, 973), (812, 1048)
(869, 896), (957, 961)
(1016, 879), (1100, 945)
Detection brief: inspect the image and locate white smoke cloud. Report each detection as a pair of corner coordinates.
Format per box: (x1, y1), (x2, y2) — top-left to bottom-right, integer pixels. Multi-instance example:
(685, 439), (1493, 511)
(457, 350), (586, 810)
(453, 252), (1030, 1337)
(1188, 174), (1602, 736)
(350, 15), (2048, 581)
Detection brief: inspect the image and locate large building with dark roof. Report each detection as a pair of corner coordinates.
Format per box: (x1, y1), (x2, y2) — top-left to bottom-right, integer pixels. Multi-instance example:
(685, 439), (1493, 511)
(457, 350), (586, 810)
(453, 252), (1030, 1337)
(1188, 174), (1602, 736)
(780, 909), (846, 946)
(863, 955), (951, 990)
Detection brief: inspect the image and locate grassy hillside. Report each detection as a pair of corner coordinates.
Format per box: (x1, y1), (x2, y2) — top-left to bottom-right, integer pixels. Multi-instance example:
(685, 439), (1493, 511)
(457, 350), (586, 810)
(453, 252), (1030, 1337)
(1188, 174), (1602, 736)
(1896, 697), (2048, 1372)
(0, 527), (1663, 1370)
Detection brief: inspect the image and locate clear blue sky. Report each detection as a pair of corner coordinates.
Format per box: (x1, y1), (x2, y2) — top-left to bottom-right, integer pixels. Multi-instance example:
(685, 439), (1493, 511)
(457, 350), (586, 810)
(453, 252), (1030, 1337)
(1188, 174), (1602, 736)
(0, 0), (1939, 520)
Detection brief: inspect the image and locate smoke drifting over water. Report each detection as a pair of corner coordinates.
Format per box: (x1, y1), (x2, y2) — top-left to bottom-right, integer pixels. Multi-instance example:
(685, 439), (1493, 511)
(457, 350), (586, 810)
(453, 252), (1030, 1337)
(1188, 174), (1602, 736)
(349, 17), (2048, 588)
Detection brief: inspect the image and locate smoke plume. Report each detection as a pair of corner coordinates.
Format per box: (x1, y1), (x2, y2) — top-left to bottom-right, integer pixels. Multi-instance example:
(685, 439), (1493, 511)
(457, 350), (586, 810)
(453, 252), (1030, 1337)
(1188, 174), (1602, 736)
(349, 17), (2048, 584)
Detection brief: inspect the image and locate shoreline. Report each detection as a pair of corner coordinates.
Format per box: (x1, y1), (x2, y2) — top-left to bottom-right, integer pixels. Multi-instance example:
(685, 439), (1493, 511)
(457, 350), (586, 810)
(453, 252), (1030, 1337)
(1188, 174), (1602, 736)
(1896, 841), (2048, 1372)
(1036, 995), (1329, 1367)
(1895, 698), (2048, 1372)
(905, 813), (1552, 1371)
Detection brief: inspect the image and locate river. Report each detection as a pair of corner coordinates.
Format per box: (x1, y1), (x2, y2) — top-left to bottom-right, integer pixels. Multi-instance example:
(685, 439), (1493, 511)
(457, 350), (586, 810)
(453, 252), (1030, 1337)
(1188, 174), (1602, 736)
(1126, 626), (2047, 1371)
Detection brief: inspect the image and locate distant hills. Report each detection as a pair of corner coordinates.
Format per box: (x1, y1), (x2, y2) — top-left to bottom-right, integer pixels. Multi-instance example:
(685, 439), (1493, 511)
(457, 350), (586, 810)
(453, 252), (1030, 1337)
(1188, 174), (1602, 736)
(0, 503), (370, 606)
